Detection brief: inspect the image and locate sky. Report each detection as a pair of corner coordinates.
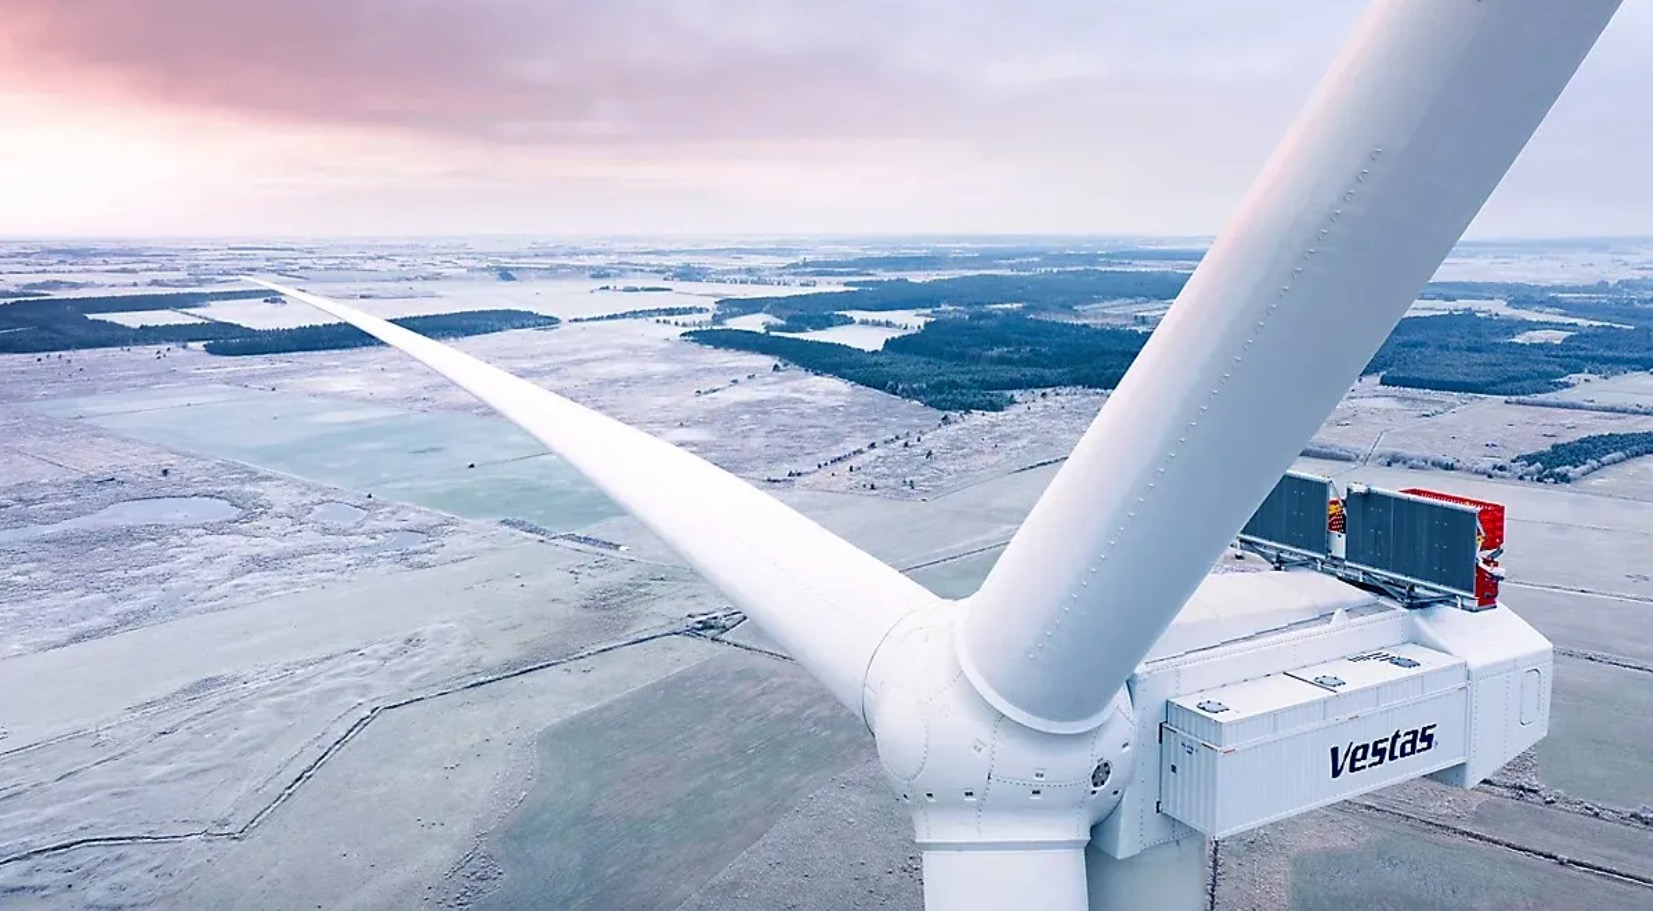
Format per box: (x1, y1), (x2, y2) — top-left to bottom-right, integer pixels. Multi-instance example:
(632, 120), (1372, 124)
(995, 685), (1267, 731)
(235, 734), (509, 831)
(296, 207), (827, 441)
(0, 0), (1648, 239)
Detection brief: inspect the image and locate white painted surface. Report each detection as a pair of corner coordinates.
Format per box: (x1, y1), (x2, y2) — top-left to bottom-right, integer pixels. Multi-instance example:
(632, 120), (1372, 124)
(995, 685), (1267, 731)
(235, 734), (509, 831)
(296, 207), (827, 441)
(1099, 601), (1419, 861)
(1161, 687), (1468, 838)
(1144, 570), (1376, 662)
(1166, 643), (1464, 749)
(923, 846), (1088, 911)
(1161, 644), (1470, 839)
(862, 607), (1135, 906)
(1413, 603), (1554, 786)
(1087, 836), (1209, 911)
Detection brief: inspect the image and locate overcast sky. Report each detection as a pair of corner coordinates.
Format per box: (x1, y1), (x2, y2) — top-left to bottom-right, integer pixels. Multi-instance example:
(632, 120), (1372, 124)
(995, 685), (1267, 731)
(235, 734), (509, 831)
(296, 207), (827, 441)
(0, 1), (1647, 239)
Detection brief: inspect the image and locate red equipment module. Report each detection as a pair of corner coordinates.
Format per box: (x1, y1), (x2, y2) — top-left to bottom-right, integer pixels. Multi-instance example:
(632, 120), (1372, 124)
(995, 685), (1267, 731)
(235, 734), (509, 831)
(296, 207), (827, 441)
(1401, 488), (1506, 608)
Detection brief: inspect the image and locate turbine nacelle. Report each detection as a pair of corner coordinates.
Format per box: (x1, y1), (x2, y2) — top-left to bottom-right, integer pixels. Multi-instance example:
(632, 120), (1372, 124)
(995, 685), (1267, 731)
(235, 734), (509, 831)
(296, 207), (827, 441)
(1095, 573), (1552, 861)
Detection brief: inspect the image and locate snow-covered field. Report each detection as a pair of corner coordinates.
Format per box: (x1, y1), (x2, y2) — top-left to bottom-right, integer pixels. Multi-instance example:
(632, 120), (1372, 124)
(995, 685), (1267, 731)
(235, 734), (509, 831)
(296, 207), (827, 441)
(780, 322), (912, 350)
(1433, 241), (1653, 283)
(4, 238), (1653, 910)
(185, 299), (334, 328)
(722, 312), (781, 331)
(210, 276), (844, 326)
(1510, 328), (1575, 344)
(839, 308), (934, 328)
(1406, 297), (1629, 327)
(87, 309), (211, 327)
(1534, 370), (1653, 409)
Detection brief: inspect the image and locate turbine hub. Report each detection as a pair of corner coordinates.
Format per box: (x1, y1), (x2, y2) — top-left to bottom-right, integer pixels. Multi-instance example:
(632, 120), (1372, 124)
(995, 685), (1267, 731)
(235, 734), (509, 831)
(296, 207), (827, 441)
(863, 606), (1136, 850)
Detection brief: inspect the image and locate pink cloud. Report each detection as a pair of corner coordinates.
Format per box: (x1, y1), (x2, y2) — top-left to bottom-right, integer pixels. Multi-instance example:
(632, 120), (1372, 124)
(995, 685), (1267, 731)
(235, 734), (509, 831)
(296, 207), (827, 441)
(2, 1), (1645, 237)
(0, 0), (959, 144)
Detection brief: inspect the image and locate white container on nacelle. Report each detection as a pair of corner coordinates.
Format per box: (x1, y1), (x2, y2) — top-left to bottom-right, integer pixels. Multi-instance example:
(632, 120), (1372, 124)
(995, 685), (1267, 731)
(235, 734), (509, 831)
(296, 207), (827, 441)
(1158, 643), (1468, 838)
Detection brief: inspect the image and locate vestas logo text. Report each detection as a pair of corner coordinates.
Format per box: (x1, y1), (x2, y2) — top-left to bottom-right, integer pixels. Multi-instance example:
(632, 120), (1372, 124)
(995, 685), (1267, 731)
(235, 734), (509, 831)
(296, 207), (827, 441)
(1330, 724), (1437, 779)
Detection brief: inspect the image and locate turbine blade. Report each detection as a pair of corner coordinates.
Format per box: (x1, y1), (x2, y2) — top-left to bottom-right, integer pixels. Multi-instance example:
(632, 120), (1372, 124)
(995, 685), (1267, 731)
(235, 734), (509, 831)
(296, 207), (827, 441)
(244, 278), (936, 720)
(961, 0), (1622, 734)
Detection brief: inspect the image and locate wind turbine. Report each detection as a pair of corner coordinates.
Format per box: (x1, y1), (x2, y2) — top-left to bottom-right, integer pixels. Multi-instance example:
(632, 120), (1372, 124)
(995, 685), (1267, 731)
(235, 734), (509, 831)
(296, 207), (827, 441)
(248, 1), (1621, 908)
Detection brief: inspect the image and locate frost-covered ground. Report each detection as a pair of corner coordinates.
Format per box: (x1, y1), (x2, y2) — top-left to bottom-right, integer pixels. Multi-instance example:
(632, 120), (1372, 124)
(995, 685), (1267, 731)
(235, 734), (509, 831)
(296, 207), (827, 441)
(1308, 377), (1653, 472)
(85, 310), (212, 328)
(1406, 296), (1632, 327)
(0, 456), (480, 657)
(789, 374), (1653, 497)
(781, 321), (914, 350)
(3, 239), (1653, 911)
(793, 388), (1107, 496)
(1536, 370), (1653, 409)
(1432, 239), (1653, 283)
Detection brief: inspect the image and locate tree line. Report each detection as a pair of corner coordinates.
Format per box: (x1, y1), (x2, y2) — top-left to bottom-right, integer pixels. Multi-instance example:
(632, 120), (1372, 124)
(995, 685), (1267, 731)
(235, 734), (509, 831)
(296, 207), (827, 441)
(1514, 431), (1653, 483)
(686, 313), (1148, 412)
(691, 305), (1653, 414)
(570, 306), (707, 323)
(780, 248), (1205, 275)
(714, 270), (1191, 321)
(1365, 312), (1653, 396)
(0, 288), (558, 356)
(767, 312), (853, 332)
(203, 311), (559, 356)
(0, 290), (275, 354)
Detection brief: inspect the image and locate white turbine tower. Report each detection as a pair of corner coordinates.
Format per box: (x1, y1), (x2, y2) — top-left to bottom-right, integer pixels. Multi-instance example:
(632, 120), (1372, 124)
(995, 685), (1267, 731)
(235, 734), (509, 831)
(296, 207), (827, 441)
(248, 1), (1620, 908)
